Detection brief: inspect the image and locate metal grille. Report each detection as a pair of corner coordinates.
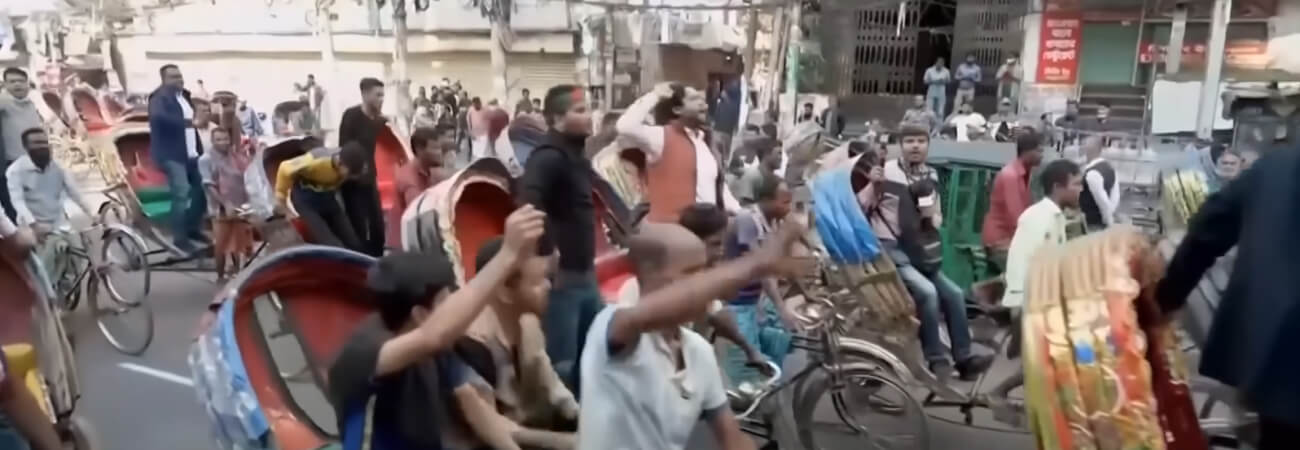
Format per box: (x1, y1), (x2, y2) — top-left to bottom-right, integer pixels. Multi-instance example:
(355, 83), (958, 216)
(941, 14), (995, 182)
(822, 1), (920, 97)
(951, 0), (1026, 81)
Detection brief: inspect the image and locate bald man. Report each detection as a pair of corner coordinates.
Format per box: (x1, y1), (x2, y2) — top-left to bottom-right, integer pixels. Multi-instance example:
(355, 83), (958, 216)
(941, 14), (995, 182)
(577, 222), (802, 450)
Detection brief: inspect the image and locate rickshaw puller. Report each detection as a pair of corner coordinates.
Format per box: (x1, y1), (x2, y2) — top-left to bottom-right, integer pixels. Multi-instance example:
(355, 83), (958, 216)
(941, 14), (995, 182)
(274, 142), (369, 253)
(5, 128), (97, 274)
(197, 127), (252, 281)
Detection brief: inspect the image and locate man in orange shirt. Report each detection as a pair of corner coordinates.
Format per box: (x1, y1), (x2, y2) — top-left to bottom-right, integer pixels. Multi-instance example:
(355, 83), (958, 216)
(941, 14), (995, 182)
(395, 125), (454, 214)
(981, 131), (1043, 272)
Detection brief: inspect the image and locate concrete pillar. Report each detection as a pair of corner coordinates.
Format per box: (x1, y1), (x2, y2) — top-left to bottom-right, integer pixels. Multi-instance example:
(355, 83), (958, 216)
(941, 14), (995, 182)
(1167, 5), (1188, 75)
(1195, 0), (1230, 139)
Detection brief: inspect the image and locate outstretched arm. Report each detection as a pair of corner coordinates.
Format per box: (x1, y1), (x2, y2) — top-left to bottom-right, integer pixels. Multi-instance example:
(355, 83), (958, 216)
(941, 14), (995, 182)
(373, 206), (545, 376)
(1155, 167), (1250, 315)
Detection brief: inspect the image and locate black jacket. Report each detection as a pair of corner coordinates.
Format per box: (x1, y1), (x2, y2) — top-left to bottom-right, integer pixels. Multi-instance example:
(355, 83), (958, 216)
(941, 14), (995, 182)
(518, 131), (595, 273)
(1156, 146), (1300, 424)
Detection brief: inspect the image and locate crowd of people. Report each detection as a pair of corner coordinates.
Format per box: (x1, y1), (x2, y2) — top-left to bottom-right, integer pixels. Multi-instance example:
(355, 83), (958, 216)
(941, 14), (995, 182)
(3, 49), (1300, 450)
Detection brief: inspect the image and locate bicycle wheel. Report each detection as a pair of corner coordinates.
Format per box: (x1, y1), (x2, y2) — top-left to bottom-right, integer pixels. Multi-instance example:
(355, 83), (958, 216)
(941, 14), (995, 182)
(87, 265), (155, 356)
(793, 362), (930, 450)
(99, 228), (152, 306)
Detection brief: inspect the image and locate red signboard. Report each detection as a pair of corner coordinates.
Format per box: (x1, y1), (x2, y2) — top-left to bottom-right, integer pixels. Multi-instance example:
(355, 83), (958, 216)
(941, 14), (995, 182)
(1137, 40), (1270, 69)
(1037, 12), (1082, 84)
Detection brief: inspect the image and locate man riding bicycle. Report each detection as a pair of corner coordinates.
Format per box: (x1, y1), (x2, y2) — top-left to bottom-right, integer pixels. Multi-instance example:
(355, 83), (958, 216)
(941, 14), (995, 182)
(3, 128), (97, 276)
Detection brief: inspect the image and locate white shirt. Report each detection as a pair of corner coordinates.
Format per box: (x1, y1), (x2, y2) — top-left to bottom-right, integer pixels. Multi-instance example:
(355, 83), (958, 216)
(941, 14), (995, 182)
(949, 113), (987, 142)
(1084, 158), (1122, 226)
(578, 307), (728, 450)
(1002, 198), (1068, 307)
(177, 93), (198, 158)
(616, 92), (742, 214)
(5, 156), (93, 230)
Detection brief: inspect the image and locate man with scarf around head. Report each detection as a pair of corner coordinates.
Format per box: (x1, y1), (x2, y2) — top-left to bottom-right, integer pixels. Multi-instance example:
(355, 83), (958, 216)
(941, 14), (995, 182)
(617, 82), (742, 224)
(517, 84), (603, 396)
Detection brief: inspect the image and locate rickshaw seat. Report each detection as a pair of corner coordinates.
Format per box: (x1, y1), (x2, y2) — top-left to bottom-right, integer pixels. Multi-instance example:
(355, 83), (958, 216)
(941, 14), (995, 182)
(135, 186), (173, 220)
(1, 344), (50, 417)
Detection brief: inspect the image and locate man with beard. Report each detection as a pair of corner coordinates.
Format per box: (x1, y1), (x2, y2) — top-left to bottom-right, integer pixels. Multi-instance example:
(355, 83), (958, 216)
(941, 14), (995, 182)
(5, 128), (97, 275)
(337, 77), (388, 256)
(982, 132), (1045, 272)
(989, 159), (1081, 419)
(617, 83), (741, 223)
(518, 84), (602, 394)
(148, 64), (209, 253)
(882, 126), (993, 380)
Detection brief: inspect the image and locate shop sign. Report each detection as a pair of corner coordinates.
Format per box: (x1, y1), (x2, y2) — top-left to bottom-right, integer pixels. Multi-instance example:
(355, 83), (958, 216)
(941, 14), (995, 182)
(1037, 12), (1082, 84)
(1138, 40), (1269, 69)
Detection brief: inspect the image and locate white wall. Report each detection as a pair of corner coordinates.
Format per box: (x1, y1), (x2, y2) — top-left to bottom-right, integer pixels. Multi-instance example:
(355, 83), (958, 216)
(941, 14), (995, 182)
(127, 0), (571, 35)
(1268, 0), (1300, 73)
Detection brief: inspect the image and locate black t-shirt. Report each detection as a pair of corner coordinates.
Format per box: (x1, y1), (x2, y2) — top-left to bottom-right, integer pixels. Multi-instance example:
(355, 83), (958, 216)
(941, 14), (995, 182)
(518, 132), (595, 273)
(338, 105), (387, 175)
(328, 315), (475, 450)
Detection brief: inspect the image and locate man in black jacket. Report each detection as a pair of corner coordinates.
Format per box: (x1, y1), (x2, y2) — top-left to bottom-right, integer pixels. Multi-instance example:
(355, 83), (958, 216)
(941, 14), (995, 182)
(336, 77), (388, 256)
(1156, 147), (1300, 448)
(517, 84), (601, 395)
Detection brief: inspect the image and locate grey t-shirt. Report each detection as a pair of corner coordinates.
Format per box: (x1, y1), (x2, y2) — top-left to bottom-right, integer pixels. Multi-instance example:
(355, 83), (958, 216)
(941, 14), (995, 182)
(0, 93), (43, 162)
(578, 306), (729, 450)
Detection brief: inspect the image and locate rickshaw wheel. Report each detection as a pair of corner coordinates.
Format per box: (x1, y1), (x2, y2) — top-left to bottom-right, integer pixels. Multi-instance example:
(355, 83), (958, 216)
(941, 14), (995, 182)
(793, 362), (930, 450)
(98, 228), (152, 307)
(90, 277), (155, 356)
(62, 414), (101, 450)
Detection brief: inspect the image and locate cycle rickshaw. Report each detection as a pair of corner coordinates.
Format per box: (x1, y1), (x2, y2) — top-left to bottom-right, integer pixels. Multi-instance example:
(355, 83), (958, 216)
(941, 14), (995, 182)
(1, 248), (100, 448)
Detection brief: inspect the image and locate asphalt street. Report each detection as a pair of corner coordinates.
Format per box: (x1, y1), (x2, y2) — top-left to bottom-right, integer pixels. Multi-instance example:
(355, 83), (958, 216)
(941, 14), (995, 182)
(61, 267), (1035, 450)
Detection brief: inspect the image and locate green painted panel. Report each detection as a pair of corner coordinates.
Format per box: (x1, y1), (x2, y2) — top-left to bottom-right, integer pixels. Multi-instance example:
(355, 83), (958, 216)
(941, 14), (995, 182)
(1079, 23), (1141, 85)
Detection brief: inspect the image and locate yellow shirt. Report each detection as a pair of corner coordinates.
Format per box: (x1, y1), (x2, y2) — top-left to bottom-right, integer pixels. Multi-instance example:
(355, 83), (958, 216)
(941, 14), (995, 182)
(274, 147), (346, 202)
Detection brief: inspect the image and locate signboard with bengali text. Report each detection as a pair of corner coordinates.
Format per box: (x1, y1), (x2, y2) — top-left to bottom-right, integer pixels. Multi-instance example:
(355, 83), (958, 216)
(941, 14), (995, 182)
(1037, 11), (1082, 85)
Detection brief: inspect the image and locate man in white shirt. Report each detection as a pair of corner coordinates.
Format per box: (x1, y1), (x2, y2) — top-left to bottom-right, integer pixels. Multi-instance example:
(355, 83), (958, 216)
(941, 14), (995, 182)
(5, 128), (95, 234)
(579, 222), (800, 450)
(946, 101), (986, 142)
(1003, 159), (1082, 308)
(923, 58), (951, 116)
(989, 159), (1081, 420)
(1078, 136), (1120, 231)
(616, 83), (742, 221)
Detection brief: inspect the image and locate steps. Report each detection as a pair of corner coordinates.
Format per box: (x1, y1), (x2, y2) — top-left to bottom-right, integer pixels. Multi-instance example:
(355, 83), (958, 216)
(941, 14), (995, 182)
(1078, 84), (1146, 133)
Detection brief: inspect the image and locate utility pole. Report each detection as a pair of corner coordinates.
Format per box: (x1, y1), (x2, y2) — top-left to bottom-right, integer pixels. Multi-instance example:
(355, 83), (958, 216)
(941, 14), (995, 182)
(743, 8), (759, 80)
(1166, 3), (1188, 75)
(762, 5), (787, 111)
(604, 6), (615, 108)
(1195, 0), (1229, 139)
(317, 0), (340, 142)
(392, 0), (413, 135)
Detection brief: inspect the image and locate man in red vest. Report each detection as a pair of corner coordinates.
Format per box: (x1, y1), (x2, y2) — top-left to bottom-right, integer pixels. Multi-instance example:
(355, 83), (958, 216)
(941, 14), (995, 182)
(616, 83), (742, 223)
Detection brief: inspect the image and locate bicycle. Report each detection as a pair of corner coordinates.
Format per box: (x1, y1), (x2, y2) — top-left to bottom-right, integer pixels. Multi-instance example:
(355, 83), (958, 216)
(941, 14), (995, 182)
(730, 295), (930, 450)
(42, 224), (155, 356)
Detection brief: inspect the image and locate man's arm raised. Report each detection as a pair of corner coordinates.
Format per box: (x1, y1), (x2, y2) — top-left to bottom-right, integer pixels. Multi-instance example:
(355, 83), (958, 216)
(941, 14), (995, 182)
(606, 223), (804, 351)
(373, 205), (546, 376)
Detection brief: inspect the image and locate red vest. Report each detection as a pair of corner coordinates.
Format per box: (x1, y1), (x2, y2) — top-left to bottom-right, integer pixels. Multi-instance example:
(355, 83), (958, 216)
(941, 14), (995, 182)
(645, 123), (699, 223)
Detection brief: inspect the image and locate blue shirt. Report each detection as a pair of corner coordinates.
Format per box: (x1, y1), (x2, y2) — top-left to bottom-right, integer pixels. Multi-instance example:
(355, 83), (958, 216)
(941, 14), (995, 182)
(725, 210), (766, 304)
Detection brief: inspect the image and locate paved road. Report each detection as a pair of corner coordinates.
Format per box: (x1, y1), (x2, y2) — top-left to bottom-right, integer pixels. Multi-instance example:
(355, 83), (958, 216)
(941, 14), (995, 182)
(63, 268), (1033, 450)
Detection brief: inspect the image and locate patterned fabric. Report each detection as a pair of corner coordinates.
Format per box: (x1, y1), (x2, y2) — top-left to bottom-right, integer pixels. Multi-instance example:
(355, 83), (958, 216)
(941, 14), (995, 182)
(1022, 227), (1205, 450)
(721, 299), (791, 386)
